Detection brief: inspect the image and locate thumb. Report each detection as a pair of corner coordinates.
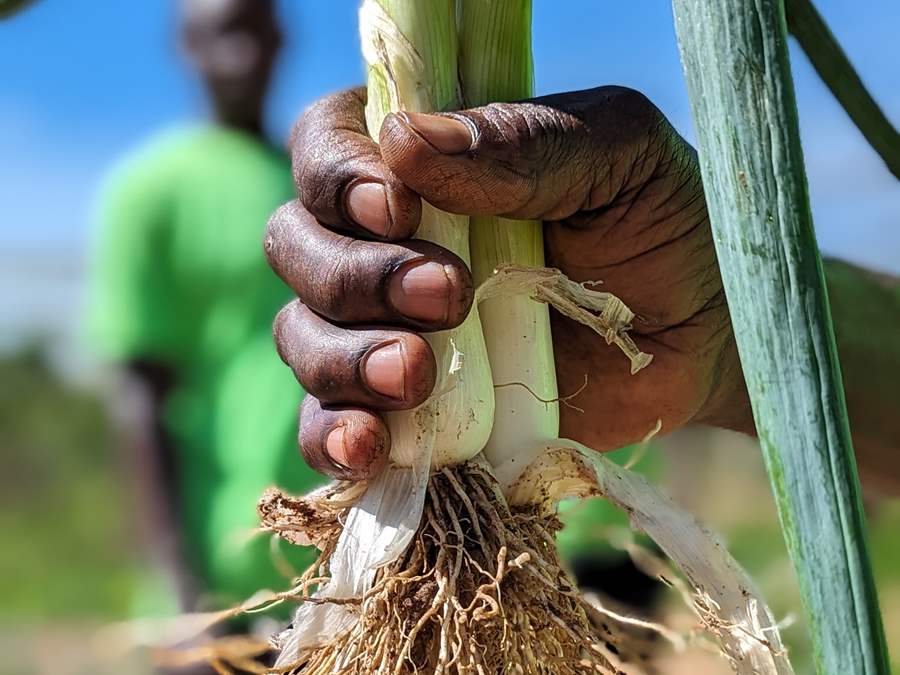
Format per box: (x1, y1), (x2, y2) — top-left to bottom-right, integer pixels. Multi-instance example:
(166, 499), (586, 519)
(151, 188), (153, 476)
(378, 86), (662, 221)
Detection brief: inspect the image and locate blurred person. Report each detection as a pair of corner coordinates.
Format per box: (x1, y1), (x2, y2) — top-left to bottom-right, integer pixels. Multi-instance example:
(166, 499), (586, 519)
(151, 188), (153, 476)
(88, 0), (322, 615)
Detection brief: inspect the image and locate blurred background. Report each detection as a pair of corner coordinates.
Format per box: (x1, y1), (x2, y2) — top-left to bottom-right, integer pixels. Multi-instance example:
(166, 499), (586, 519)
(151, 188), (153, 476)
(1, 1), (897, 674)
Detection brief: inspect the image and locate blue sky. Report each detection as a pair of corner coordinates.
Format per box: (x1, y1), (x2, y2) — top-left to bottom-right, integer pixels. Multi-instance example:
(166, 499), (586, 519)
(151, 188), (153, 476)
(0, 0), (898, 354)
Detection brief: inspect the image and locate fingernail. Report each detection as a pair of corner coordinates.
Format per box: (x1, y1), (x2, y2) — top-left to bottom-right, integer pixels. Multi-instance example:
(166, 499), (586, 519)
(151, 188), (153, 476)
(401, 112), (472, 154)
(345, 181), (392, 237)
(388, 260), (453, 323)
(326, 426), (350, 468)
(363, 341), (406, 401)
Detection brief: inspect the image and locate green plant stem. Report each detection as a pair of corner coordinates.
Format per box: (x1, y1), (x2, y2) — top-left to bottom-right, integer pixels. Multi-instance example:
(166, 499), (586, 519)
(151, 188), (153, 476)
(458, 1), (561, 479)
(785, 0), (900, 180)
(672, 1), (890, 673)
(458, 0), (533, 108)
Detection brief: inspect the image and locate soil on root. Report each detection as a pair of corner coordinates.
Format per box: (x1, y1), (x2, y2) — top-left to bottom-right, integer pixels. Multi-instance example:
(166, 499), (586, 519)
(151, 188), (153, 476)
(274, 460), (627, 675)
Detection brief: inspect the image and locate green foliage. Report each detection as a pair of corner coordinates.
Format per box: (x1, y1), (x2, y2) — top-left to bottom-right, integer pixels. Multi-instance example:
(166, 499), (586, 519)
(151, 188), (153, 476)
(0, 346), (143, 620)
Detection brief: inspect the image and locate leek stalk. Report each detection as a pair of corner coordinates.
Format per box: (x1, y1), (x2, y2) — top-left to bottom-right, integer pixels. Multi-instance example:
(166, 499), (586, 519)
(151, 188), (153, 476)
(673, 0), (890, 672)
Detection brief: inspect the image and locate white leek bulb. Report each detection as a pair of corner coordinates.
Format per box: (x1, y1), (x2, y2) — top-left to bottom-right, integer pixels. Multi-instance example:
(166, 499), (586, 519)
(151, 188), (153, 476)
(360, 0), (495, 469)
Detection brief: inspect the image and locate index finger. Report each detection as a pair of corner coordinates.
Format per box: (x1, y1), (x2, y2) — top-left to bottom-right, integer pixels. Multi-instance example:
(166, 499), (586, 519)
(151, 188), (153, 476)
(292, 87), (422, 241)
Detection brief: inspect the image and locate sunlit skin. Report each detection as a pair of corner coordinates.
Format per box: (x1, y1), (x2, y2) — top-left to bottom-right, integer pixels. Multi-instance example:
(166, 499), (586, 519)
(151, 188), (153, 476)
(267, 86), (749, 480)
(269, 85), (900, 494)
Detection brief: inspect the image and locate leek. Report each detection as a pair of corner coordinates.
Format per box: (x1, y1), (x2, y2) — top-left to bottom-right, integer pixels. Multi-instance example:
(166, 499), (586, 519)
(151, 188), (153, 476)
(673, 0), (890, 672)
(265, 2), (799, 673)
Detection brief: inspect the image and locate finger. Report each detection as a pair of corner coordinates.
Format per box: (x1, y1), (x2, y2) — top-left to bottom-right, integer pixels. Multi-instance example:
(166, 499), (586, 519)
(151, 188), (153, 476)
(379, 86), (663, 221)
(292, 87), (421, 240)
(275, 300), (436, 410)
(299, 396), (389, 481)
(265, 200), (473, 330)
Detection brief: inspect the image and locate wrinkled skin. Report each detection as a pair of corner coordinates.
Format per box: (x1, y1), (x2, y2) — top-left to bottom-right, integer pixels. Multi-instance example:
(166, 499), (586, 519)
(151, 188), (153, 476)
(266, 86), (751, 481)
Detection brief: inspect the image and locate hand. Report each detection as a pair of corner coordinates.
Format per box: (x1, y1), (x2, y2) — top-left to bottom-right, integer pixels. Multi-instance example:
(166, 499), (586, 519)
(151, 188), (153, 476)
(266, 86), (748, 481)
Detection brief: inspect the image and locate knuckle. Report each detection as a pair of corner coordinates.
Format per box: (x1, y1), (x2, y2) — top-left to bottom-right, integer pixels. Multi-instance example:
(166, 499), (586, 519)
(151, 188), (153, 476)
(604, 86), (656, 118)
(316, 340), (364, 401)
(264, 200), (302, 268)
(272, 301), (298, 353)
(601, 87), (673, 190)
(292, 92), (374, 223)
(470, 103), (529, 154)
(295, 139), (337, 213)
(293, 88), (360, 150)
(596, 85), (667, 146)
(315, 238), (394, 323)
(474, 102), (581, 165)
(316, 238), (360, 318)
(470, 101), (587, 217)
(296, 131), (383, 226)
(291, 99), (339, 176)
(530, 108), (583, 171)
(291, 108), (362, 218)
(273, 304), (316, 386)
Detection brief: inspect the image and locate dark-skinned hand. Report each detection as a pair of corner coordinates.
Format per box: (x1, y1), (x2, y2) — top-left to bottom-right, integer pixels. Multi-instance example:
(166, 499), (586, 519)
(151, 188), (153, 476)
(266, 85), (750, 481)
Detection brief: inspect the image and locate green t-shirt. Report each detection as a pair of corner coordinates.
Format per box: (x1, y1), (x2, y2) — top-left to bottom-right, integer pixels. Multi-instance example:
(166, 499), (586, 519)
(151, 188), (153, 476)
(89, 126), (323, 606)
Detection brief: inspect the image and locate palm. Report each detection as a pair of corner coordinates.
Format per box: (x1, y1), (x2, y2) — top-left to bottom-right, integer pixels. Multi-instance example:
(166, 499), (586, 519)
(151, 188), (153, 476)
(545, 135), (733, 451)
